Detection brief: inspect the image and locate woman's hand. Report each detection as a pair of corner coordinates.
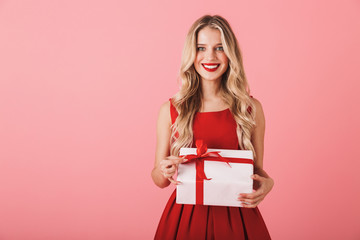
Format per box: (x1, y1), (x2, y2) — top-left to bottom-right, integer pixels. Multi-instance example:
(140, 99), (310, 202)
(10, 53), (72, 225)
(237, 174), (274, 208)
(159, 156), (187, 185)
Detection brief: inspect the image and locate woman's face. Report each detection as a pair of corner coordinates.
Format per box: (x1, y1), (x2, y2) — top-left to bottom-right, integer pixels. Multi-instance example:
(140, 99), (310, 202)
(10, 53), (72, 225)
(194, 26), (229, 83)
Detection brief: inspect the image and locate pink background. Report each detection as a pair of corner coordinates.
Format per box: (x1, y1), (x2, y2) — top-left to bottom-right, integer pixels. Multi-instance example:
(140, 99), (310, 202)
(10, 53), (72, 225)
(0, 0), (359, 239)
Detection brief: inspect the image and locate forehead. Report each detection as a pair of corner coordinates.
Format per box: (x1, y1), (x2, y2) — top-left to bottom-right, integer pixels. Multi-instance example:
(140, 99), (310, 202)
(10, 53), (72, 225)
(197, 26), (222, 45)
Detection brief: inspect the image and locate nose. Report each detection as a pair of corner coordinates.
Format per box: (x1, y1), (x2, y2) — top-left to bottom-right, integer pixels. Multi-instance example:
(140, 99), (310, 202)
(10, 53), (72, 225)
(204, 49), (216, 61)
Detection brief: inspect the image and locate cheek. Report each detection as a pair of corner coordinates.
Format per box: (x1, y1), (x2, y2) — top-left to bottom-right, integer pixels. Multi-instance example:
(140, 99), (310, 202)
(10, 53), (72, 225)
(194, 55), (199, 65)
(220, 55), (229, 72)
(194, 57), (201, 72)
(194, 54), (204, 68)
(220, 54), (229, 64)
(195, 53), (204, 62)
(216, 52), (227, 63)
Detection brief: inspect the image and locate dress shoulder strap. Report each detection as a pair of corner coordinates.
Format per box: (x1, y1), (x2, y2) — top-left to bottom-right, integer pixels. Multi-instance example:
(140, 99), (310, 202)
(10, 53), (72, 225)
(169, 98), (178, 124)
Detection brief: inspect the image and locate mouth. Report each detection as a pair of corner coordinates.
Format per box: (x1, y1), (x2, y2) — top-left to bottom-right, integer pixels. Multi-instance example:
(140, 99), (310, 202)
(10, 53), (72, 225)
(202, 63), (220, 72)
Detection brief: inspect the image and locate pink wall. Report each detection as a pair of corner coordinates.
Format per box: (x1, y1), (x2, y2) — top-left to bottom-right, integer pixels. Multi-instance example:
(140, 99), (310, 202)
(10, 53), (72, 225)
(0, 0), (359, 239)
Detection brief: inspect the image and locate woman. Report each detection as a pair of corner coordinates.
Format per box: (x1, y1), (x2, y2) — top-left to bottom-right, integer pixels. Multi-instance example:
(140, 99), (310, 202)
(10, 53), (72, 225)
(151, 14), (274, 239)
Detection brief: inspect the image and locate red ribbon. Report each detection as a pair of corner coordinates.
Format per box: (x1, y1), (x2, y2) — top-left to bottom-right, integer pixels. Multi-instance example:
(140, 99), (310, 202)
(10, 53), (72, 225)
(180, 139), (254, 205)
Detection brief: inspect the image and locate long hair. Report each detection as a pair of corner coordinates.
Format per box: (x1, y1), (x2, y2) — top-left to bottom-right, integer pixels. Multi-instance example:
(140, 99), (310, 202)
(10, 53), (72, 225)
(170, 15), (257, 160)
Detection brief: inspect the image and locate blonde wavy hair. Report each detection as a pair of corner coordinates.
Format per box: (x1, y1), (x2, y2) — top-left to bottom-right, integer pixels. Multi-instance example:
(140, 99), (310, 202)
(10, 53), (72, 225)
(170, 15), (257, 160)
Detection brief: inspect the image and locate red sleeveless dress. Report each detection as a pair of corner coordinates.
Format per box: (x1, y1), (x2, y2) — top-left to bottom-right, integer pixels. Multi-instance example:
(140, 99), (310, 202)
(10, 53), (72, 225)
(154, 97), (271, 240)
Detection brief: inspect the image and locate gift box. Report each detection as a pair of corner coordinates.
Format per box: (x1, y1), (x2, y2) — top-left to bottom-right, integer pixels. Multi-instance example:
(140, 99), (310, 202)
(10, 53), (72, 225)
(176, 140), (254, 207)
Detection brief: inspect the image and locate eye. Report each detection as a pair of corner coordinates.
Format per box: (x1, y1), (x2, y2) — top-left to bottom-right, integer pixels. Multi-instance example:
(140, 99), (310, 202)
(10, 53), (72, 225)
(197, 47), (205, 51)
(216, 46), (224, 51)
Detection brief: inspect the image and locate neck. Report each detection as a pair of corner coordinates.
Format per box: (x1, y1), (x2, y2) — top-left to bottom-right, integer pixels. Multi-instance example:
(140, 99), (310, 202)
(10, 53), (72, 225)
(200, 78), (222, 100)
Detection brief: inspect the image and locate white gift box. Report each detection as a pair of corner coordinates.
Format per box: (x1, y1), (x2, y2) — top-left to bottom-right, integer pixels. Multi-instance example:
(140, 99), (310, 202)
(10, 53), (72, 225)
(176, 147), (254, 207)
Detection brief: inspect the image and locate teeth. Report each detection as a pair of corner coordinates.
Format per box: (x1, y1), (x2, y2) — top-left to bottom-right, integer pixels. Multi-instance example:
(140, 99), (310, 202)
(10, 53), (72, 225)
(203, 64), (219, 69)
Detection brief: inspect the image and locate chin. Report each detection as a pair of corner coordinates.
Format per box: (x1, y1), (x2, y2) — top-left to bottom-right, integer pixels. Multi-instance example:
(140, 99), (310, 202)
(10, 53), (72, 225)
(201, 76), (222, 82)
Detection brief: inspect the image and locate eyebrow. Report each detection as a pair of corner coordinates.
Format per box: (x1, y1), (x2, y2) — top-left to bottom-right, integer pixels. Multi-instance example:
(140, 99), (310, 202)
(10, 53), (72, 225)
(197, 43), (223, 46)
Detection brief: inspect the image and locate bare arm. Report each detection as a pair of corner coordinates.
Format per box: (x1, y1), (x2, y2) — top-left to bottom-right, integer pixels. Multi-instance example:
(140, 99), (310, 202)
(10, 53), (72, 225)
(238, 97), (274, 207)
(151, 101), (185, 188)
(251, 97), (271, 176)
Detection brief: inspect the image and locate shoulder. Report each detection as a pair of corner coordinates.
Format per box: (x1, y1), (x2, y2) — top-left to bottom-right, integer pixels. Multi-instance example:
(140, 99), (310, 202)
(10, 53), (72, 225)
(158, 100), (171, 118)
(251, 96), (263, 110)
(159, 100), (170, 113)
(158, 100), (172, 127)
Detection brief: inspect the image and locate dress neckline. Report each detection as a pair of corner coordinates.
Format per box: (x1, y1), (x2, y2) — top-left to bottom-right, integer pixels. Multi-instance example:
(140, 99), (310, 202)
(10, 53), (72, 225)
(197, 108), (230, 114)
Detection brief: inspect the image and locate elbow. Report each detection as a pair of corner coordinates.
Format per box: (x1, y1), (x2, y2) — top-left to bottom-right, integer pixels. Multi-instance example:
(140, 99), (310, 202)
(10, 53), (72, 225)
(154, 180), (171, 189)
(151, 169), (170, 189)
(157, 182), (170, 189)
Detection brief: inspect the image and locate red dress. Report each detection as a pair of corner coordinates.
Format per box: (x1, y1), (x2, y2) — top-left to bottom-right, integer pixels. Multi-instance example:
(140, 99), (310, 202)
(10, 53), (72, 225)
(154, 98), (271, 240)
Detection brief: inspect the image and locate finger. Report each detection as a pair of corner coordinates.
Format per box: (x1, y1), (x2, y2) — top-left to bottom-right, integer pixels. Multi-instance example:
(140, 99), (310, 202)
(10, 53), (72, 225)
(159, 160), (172, 169)
(238, 194), (263, 204)
(165, 164), (176, 171)
(176, 158), (188, 167)
(160, 158), (186, 170)
(241, 199), (262, 208)
(163, 169), (176, 177)
(167, 155), (186, 161)
(164, 159), (184, 166)
(238, 189), (264, 200)
(251, 174), (265, 182)
(161, 160), (177, 169)
(168, 177), (182, 185)
(160, 163), (173, 173)
(239, 195), (263, 207)
(167, 155), (185, 159)
(167, 156), (188, 164)
(164, 168), (176, 176)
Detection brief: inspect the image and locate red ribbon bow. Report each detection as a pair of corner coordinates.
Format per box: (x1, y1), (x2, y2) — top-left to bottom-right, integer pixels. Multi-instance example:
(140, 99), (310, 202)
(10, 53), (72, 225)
(181, 139), (231, 180)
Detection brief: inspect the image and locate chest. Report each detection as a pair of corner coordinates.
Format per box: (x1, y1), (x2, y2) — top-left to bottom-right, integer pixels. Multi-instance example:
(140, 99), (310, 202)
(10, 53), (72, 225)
(192, 110), (239, 149)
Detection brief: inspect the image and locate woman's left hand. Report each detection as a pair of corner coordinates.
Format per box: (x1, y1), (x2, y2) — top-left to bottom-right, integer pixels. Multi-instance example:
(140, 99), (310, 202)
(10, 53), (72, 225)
(237, 174), (274, 208)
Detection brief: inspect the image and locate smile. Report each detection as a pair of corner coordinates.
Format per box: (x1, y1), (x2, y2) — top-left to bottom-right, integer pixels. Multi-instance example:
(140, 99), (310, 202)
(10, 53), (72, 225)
(202, 63), (220, 72)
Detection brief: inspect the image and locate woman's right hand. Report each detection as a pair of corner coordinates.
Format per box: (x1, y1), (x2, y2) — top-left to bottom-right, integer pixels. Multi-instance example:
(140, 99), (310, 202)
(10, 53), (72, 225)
(159, 156), (187, 185)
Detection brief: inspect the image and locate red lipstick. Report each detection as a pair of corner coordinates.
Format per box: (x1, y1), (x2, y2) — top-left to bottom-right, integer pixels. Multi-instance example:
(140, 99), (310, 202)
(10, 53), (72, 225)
(202, 63), (220, 72)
